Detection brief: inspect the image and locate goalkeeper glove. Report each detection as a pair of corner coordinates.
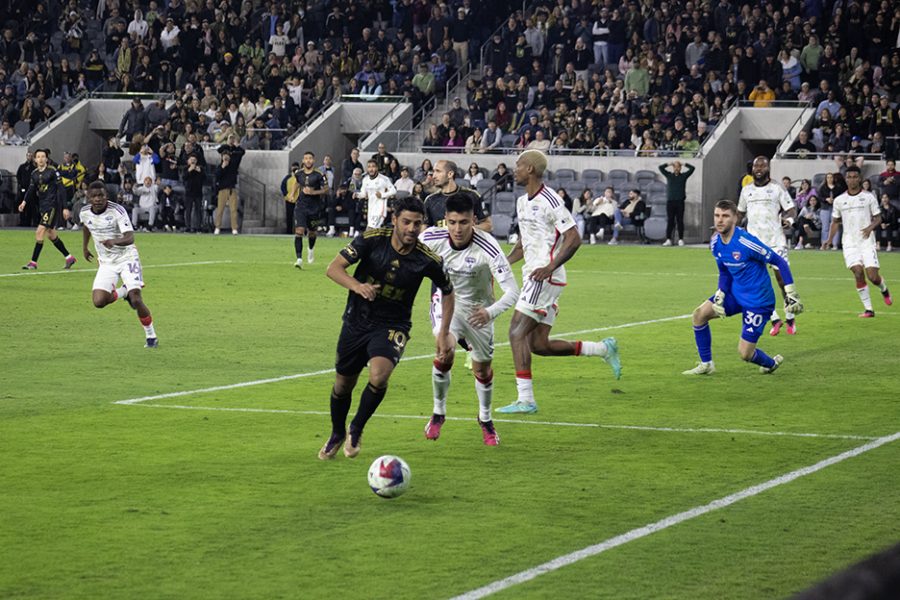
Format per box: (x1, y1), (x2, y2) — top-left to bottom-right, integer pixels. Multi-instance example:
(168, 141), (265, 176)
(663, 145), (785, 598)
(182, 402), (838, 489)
(712, 289), (727, 319)
(784, 283), (804, 314)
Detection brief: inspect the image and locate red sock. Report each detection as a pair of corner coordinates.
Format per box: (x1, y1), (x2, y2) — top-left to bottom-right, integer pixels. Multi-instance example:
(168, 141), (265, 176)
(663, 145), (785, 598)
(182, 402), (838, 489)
(140, 315), (153, 326)
(433, 359), (452, 372)
(474, 369), (494, 385)
(515, 370), (532, 379)
(574, 341), (583, 356)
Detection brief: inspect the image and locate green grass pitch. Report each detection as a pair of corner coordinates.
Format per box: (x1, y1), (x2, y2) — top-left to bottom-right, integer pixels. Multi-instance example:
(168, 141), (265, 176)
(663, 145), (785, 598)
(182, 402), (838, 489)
(1, 229), (898, 599)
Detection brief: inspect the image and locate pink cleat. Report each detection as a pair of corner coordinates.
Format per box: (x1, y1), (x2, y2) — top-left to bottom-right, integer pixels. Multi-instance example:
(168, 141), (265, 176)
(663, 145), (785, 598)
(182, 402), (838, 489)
(786, 320), (797, 335)
(479, 420), (500, 446)
(424, 414), (445, 440)
(64, 256), (76, 270)
(22, 261), (37, 270)
(859, 310), (875, 318)
(769, 320), (782, 336)
(882, 289), (892, 306)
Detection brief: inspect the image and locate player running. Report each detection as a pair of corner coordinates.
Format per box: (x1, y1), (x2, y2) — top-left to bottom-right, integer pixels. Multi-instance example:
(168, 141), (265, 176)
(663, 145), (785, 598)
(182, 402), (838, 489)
(294, 151), (328, 268)
(823, 165), (892, 317)
(497, 149), (620, 415)
(420, 194), (518, 445)
(359, 159), (397, 230)
(80, 181), (159, 348)
(737, 156), (798, 335)
(683, 199), (803, 376)
(18, 148), (77, 270)
(317, 196), (455, 460)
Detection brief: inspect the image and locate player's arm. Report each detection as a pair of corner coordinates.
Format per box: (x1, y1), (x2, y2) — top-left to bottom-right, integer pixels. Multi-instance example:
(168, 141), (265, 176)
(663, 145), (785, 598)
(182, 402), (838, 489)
(823, 216), (841, 250)
(18, 181), (35, 212)
(431, 265), (455, 362)
(506, 234), (523, 265)
(327, 237), (378, 299)
(762, 245), (804, 313)
(379, 176), (396, 199)
(861, 211), (882, 238)
(711, 262), (733, 318)
(530, 226), (580, 281)
(470, 262), (519, 328)
(82, 226), (94, 261)
(102, 230), (135, 248)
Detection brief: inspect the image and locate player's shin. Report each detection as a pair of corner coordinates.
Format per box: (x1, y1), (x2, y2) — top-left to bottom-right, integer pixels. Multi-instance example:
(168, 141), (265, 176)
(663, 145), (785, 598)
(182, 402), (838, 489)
(31, 241), (44, 263)
(474, 369), (493, 422)
(748, 348), (776, 369)
(329, 388), (352, 436)
(139, 314), (156, 339)
(51, 237), (71, 257)
(693, 324), (712, 363)
(515, 370), (535, 405)
(432, 359), (452, 415)
(350, 382), (388, 433)
(856, 283), (873, 311)
(574, 340), (609, 357)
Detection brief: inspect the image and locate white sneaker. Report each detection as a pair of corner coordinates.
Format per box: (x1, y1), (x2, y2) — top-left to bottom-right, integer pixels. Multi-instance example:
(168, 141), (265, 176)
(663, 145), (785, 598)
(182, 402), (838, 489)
(662, 239), (672, 246)
(72, 224), (80, 231)
(608, 239), (618, 245)
(307, 248), (315, 264)
(232, 229), (238, 235)
(613, 222), (623, 230)
(760, 354), (784, 374)
(682, 361), (716, 375)
(349, 227), (356, 237)
(214, 228), (221, 235)
(678, 239), (685, 246)
(794, 243), (803, 250)
(294, 258), (303, 269)
(590, 234), (596, 245)
(327, 227), (335, 237)
(598, 228), (604, 241)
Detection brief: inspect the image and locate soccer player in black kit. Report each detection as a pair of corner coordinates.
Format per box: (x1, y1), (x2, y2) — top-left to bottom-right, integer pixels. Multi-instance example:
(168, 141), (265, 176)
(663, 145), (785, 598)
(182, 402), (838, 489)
(318, 196), (456, 460)
(18, 149), (77, 270)
(424, 159), (493, 232)
(294, 151), (329, 269)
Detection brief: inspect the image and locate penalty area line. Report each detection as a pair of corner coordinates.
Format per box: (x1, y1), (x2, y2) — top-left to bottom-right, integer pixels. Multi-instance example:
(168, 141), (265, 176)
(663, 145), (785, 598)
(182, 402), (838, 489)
(113, 314), (692, 406)
(0, 260), (234, 278)
(122, 403), (878, 441)
(450, 431), (900, 600)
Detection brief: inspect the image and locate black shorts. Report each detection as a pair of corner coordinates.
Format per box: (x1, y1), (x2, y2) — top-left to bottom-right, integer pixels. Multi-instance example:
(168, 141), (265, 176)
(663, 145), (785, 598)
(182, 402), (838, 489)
(39, 207), (62, 229)
(294, 203), (323, 230)
(335, 322), (410, 376)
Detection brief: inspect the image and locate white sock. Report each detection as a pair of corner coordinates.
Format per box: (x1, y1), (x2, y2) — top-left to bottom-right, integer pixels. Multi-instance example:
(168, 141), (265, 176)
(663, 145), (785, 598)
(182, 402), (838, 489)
(141, 319), (157, 339)
(785, 310), (795, 320)
(432, 363), (451, 415)
(770, 309), (781, 322)
(475, 373), (493, 422)
(876, 277), (887, 293)
(116, 285), (127, 300)
(857, 284), (873, 310)
(516, 375), (535, 405)
(578, 340), (608, 357)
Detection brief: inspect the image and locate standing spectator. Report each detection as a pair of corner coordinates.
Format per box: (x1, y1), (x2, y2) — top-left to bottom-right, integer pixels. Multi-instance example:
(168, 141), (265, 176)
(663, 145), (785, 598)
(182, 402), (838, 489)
(395, 167), (416, 195)
(371, 143), (395, 175)
(182, 155), (204, 233)
(879, 160), (899, 203)
(16, 151), (36, 227)
(102, 137), (124, 172)
(132, 176), (159, 231)
(281, 162), (301, 235)
(159, 184), (179, 231)
(877, 194), (896, 252)
(268, 23), (289, 58)
(658, 160), (696, 246)
(213, 153), (239, 235)
(118, 98), (148, 141)
(451, 7), (470, 67)
(799, 35), (822, 83)
(133, 144), (159, 184)
(341, 148), (363, 185)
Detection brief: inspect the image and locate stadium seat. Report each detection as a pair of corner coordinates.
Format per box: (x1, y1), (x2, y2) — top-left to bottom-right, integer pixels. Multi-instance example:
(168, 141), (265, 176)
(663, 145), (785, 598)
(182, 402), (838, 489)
(501, 133), (518, 148)
(607, 169), (630, 188)
(493, 192), (516, 216)
(634, 170), (658, 189)
(554, 168), (577, 184)
(581, 169), (603, 186)
(13, 120), (30, 139)
(455, 177), (468, 189)
(643, 216), (667, 241)
(476, 179), (494, 195)
(648, 181), (667, 196)
(491, 213), (513, 240)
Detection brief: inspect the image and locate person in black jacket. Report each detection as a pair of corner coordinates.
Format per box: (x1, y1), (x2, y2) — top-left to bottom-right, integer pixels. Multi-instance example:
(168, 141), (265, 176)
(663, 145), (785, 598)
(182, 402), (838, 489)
(213, 152), (239, 235)
(16, 150), (36, 226)
(118, 98), (148, 141)
(182, 155), (205, 233)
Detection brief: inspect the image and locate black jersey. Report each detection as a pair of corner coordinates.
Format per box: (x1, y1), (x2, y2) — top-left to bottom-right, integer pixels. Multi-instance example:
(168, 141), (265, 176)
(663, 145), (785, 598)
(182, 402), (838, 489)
(423, 186), (490, 227)
(295, 169), (327, 207)
(24, 167), (67, 213)
(339, 228), (453, 330)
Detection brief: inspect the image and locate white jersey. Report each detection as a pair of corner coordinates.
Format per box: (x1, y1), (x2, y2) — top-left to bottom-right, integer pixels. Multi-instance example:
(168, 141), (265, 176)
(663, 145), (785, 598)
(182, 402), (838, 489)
(833, 190), (879, 247)
(80, 201), (140, 263)
(738, 181), (794, 248)
(420, 227), (519, 319)
(517, 184), (576, 285)
(359, 174), (396, 227)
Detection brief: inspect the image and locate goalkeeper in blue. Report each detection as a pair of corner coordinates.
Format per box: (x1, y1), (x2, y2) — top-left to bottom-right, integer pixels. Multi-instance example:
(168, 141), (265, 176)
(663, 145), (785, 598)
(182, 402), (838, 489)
(683, 199), (804, 375)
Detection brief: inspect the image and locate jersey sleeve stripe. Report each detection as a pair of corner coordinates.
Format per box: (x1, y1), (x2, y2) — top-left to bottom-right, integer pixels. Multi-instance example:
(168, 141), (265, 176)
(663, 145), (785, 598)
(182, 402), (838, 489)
(472, 235), (499, 258)
(739, 237), (766, 253)
(540, 189), (561, 208)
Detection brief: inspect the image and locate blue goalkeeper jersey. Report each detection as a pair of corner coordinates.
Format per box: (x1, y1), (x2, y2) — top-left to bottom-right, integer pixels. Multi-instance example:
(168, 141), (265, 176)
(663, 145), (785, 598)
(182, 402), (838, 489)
(711, 227), (792, 309)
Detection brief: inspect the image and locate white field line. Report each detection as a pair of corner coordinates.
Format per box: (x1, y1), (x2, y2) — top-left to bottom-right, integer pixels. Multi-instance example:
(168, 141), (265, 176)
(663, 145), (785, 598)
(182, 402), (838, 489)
(451, 431), (900, 600)
(0, 260), (233, 278)
(567, 270), (856, 282)
(113, 314), (691, 406)
(122, 403), (877, 441)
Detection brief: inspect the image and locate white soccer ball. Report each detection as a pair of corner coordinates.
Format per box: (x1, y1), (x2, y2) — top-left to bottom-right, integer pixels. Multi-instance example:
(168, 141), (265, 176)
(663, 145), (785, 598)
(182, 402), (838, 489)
(367, 455), (411, 498)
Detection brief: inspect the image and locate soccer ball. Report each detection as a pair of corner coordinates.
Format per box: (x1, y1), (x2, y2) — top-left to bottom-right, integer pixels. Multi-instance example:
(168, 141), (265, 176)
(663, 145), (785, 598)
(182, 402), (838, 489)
(367, 455), (411, 498)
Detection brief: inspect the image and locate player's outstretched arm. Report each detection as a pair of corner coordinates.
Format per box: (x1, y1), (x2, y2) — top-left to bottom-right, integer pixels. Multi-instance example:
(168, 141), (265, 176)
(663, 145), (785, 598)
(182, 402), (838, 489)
(506, 235), (524, 265)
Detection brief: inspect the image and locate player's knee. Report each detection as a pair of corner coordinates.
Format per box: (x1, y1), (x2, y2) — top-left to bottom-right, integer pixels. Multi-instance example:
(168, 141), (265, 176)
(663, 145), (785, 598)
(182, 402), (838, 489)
(92, 293), (108, 308)
(738, 345), (755, 361)
(472, 363), (491, 380)
(692, 305), (708, 325)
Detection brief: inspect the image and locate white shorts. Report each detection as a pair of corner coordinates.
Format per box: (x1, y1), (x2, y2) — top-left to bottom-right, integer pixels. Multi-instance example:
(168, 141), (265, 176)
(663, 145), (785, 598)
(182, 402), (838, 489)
(367, 198), (387, 229)
(768, 246), (789, 270)
(430, 294), (495, 363)
(843, 242), (879, 270)
(515, 278), (564, 326)
(92, 258), (145, 293)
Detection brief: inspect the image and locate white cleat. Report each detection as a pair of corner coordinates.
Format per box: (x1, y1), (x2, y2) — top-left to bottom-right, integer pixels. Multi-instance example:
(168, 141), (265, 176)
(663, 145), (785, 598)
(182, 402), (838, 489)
(682, 361), (716, 375)
(760, 354), (784, 374)
(662, 239), (672, 246)
(294, 258), (303, 269)
(307, 248), (315, 264)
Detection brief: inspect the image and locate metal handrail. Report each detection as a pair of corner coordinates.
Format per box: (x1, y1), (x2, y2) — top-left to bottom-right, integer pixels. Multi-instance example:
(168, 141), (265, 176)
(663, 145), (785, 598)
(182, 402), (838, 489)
(737, 99), (814, 108)
(417, 145), (705, 158)
(776, 151), (884, 160)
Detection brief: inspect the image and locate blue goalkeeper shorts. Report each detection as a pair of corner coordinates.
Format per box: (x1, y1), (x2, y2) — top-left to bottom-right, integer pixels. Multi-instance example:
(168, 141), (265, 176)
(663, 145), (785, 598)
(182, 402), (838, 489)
(709, 293), (774, 344)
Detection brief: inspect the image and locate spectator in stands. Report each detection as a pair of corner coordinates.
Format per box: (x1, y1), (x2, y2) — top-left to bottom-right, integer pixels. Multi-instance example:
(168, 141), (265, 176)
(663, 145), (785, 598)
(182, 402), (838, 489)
(340, 148), (363, 185)
(481, 120), (503, 152)
(749, 80), (776, 107)
(879, 160), (899, 202)
(588, 187), (617, 245)
(414, 159), (434, 185)
(794, 195), (822, 250)
(213, 152), (239, 236)
(877, 194), (896, 252)
(182, 155), (204, 234)
(424, 123), (443, 147)
(464, 163), (483, 188)
(611, 189), (648, 245)
(492, 163), (513, 191)
(0, 119), (22, 145)
(395, 167), (416, 195)
(119, 98), (147, 141)
(658, 160), (695, 246)
(159, 184), (179, 232)
(818, 172), (846, 250)
(371, 143), (396, 175)
(443, 127), (464, 151)
(132, 176), (159, 231)
(789, 130), (818, 158)
(465, 127), (483, 153)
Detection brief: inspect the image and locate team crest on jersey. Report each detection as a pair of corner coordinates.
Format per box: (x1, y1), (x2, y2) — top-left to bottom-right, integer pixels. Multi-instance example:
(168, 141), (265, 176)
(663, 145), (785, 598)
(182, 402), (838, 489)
(732, 251), (742, 260)
(465, 256), (476, 264)
(391, 259), (400, 268)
